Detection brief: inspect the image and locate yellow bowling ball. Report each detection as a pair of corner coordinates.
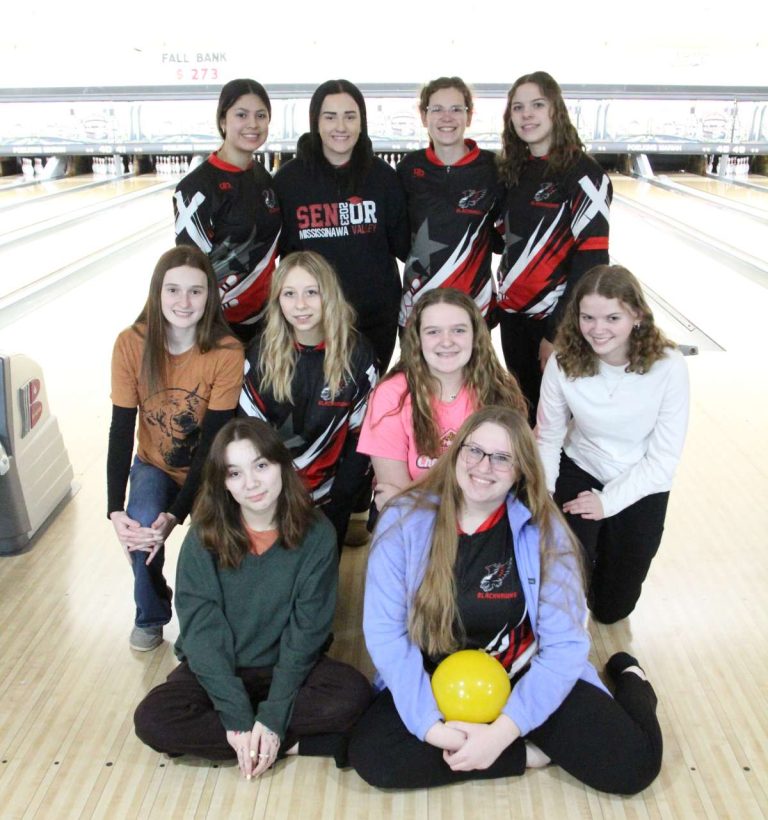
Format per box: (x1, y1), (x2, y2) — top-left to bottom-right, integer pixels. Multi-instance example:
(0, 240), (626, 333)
(431, 649), (511, 723)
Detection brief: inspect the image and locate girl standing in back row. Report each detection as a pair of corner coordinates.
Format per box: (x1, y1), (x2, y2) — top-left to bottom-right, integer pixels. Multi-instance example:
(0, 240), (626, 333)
(274, 79), (409, 372)
(496, 71), (612, 420)
(398, 76), (501, 327)
(174, 78), (282, 343)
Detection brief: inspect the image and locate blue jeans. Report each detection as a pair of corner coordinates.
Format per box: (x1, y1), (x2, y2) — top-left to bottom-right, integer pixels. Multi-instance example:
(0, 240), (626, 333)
(126, 457), (179, 628)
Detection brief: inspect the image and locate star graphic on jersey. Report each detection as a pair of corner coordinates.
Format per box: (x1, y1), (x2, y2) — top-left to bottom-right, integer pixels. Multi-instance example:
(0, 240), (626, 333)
(210, 226), (260, 275)
(410, 218), (449, 272)
(504, 213), (524, 246)
(277, 415), (306, 450)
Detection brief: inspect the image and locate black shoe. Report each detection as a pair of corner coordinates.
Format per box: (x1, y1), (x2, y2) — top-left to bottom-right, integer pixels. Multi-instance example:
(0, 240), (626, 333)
(605, 652), (642, 685)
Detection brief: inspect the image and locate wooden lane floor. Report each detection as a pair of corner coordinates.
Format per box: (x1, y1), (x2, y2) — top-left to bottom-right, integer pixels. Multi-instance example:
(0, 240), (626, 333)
(610, 195), (767, 353)
(664, 173), (768, 213)
(0, 205), (766, 818)
(0, 174), (25, 190)
(0, 177), (168, 235)
(611, 176), (768, 266)
(0, 190), (172, 305)
(0, 176), (115, 205)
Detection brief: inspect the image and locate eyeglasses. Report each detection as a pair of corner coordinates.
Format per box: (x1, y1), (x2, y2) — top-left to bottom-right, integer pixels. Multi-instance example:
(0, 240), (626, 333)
(459, 444), (516, 472)
(424, 105), (469, 115)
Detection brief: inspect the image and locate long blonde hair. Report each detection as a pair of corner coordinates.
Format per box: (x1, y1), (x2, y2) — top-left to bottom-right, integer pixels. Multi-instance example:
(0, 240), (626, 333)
(376, 406), (583, 656)
(258, 251), (357, 403)
(377, 289), (526, 456)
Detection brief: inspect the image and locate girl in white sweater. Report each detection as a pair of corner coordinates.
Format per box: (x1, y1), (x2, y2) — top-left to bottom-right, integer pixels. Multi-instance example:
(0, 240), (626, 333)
(536, 265), (689, 623)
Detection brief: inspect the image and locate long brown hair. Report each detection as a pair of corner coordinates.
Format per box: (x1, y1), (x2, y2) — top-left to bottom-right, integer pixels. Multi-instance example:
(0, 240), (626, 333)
(498, 71), (584, 186)
(192, 417), (316, 569)
(375, 289), (526, 456)
(374, 406), (582, 656)
(555, 264), (675, 377)
(257, 251), (358, 403)
(133, 245), (237, 394)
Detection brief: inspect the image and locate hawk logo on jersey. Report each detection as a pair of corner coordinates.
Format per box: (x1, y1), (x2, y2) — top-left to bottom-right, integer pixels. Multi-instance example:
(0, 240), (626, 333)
(319, 381), (349, 401)
(458, 189), (486, 209)
(263, 188), (277, 210)
(480, 557), (514, 593)
(219, 182), (233, 191)
(318, 380), (353, 408)
(533, 183), (559, 203)
(413, 167), (426, 178)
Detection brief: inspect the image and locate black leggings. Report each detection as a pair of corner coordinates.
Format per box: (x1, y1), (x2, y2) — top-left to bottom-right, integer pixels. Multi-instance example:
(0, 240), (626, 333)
(348, 672), (662, 794)
(359, 314), (398, 375)
(134, 655), (371, 764)
(498, 311), (548, 425)
(555, 452), (670, 624)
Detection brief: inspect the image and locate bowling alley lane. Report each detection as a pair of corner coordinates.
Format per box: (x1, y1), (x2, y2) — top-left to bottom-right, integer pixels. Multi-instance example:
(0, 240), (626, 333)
(610, 175), (768, 265)
(0, 234), (170, 473)
(742, 173), (768, 190)
(663, 172), (768, 212)
(0, 174), (107, 204)
(0, 188), (172, 302)
(0, 153), (766, 820)
(609, 196), (768, 355)
(0, 176), (170, 235)
(0, 174), (24, 190)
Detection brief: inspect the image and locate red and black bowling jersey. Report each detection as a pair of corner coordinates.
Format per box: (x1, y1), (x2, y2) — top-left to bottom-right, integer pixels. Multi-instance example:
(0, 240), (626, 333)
(238, 337), (377, 503)
(423, 505), (536, 678)
(496, 154), (611, 333)
(397, 141), (501, 325)
(174, 153), (282, 326)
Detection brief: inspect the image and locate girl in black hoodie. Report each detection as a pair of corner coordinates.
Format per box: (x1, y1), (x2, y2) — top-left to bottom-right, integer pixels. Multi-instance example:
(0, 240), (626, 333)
(274, 79), (409, 373)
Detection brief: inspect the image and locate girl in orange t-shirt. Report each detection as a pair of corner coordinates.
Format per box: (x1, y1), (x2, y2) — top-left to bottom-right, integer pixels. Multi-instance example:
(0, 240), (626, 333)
(107, 245), (243, 652)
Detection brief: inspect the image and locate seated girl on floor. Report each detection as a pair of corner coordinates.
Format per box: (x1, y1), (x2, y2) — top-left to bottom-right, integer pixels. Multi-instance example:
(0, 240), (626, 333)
(133, 418), (371, 778)
(349, 406), (662, 794)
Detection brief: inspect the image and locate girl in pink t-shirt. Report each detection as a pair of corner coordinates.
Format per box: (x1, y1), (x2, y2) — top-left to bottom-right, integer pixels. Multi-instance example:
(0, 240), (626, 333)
(358, 288), (525, 508)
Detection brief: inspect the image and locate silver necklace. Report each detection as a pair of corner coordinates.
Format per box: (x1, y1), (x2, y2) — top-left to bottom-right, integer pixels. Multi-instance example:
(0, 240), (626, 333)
(602, 368), (627, 398)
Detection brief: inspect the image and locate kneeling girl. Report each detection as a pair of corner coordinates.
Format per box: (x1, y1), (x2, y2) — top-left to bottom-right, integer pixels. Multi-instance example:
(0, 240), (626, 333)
(535, 264), (689, 623)
(239, 250), (377, 548)
(108, 246), (243, 651)
(358, 288), (525, 510)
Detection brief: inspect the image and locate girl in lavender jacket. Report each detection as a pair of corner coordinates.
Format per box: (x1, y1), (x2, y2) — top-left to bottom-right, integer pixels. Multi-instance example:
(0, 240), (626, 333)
(349, 406), (663, 793)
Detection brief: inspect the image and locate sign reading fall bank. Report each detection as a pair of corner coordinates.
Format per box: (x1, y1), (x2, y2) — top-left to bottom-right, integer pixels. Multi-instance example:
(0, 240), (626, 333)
(161, 52), (228, 83)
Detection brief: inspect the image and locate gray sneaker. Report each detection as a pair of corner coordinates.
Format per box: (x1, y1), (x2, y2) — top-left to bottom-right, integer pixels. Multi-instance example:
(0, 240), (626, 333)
(130, 625), (163, 651)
